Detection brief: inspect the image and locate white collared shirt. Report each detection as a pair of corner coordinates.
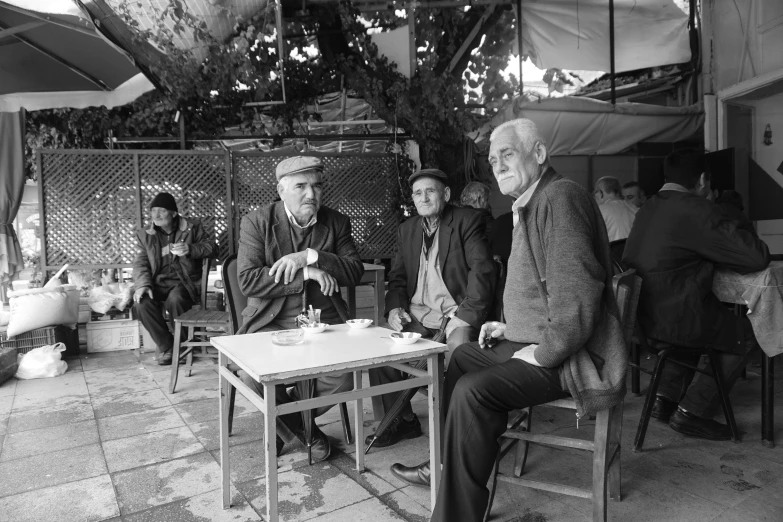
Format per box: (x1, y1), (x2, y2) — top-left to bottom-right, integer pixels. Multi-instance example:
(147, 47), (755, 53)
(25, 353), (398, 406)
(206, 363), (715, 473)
(283, 203), (318, 277)
(511, 178), (541, 227)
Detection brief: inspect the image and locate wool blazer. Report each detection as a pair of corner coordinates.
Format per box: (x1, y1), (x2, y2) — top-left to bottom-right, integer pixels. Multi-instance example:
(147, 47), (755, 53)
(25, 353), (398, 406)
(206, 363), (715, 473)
(236, 201), (364, 334)
(385, 204), (496, 329)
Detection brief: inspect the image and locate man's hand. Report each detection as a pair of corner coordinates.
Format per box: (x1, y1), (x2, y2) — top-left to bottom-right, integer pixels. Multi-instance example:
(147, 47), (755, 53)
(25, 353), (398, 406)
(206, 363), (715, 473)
(445, 315), (470, 338)
(133, 287), (153, 304)
(308, 267), (339, 296)
(479, 321), (506, 349)
(387, 308), (412, 331)
(171, 242), (190, 257)
(269, 251), (308, 284)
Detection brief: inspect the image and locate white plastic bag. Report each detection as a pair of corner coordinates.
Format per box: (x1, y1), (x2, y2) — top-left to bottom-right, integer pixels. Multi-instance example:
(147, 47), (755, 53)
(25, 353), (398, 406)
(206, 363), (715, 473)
(87, 283), (134, 314)
(7, 285), (80, 337)
(15, 343), (68, 380)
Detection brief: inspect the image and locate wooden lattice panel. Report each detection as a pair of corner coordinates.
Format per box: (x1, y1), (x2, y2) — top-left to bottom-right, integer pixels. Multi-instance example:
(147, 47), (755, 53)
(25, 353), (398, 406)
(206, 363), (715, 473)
(138, 152), (230, 261)
(233, 153), (400, 259)
(40, 152), (137, 266)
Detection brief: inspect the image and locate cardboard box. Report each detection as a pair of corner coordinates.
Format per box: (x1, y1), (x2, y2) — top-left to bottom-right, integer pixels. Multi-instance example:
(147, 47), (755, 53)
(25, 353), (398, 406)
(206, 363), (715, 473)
(86, 320), (140, 353)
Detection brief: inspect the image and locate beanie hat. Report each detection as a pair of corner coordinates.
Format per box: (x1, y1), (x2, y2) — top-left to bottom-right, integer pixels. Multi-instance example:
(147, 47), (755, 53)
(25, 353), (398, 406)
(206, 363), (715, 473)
(149, 192), (178, 213)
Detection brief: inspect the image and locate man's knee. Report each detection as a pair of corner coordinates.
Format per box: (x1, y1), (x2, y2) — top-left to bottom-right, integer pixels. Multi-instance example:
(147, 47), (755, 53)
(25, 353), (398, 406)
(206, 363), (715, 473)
(450, 371), (486, 406)
(132, 299), (160, 321)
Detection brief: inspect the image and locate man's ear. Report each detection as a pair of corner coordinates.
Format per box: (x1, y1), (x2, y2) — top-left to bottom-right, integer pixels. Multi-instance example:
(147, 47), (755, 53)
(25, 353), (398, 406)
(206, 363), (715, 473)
(444, 187), (451, 202)
(277, 182), (284, 199)
(535, 142), (548, 165)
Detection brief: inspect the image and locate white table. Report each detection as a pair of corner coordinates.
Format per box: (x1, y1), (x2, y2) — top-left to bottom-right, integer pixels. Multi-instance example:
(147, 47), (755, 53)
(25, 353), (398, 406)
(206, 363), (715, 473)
(211, 324), (447, 521)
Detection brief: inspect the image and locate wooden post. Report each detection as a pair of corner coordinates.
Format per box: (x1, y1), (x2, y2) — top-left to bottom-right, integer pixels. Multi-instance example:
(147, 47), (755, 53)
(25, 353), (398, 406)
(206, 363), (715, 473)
(179, 112), (186, 150)
(408, 6), (416, 76)
(517, 0), (523, 97)
(609, 0), (616, 105)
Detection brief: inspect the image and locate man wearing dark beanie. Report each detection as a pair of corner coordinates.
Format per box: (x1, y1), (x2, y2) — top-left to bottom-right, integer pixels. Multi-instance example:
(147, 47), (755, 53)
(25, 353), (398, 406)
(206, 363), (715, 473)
(132, 192), (217, 365)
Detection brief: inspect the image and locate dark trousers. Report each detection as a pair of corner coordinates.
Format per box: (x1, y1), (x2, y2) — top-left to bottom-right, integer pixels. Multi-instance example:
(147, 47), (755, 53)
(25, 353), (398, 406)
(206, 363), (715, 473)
(657, 312), (759, 418)
(368, 315), (478, 419)
(131, 285), (194, 354)
(432, 341), (568, 522)
(238, 311), (353, 440)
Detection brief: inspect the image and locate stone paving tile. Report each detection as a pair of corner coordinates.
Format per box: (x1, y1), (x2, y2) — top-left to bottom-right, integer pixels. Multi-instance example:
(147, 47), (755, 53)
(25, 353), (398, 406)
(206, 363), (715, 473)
(10, 387), (90, 412)
(379, 490), (431, 522)
(165, 378), (221, 405)
(0, 378), (17, 398)
(92, 388), (171, 419)
(80, 352), (141, 371)
(13, 370), (86, 395)
(0, 395), (11, 416)
(498, 499), (591, 522)
(122, 488), (261, 522)
(711, 477), (783, 522)
(0, 443), (106, 498)
(63, 357), (83, 372)
(149, 366), (216, 387)
(357, 433), (432, 490)
(210, 440), (270, 484)
(329, 453), (397, 497)
(237, 462), (373, 521)
(103, 426), (205, 473)
(0, 418), (99, 461)
(189, 413), (265, 451)
(7, 400), (94, 433)
(111, 451), (223, 515)
(0, 415), (7, 435)
(305, 497), (408, 521)
(0, 474), (119, 522)
(84, 366), (158, 397)
(175, 397), (220, 424)
(97, 405), (186, 442)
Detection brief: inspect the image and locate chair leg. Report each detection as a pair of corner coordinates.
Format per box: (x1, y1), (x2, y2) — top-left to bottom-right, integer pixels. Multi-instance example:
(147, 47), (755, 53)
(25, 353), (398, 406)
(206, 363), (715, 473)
(483, 449), (502, 522)
(228, 380), (237, 436)
(513, 407), (532, 477)
(633, 348), (671, 453)
(607, 402), (624, 502)
(631, 341), (641, 396)
(707, 350), (740, 443)
(169, 322), (183, 394)
(339, 402), (353, 445)
(592, 408), (611, 522)
(186, 326), (195, 377)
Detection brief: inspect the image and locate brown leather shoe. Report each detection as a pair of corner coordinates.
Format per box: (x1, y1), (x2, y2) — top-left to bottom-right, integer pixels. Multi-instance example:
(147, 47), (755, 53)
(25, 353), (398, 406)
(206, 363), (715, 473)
(669, 409), (732, 441)
(390, 460), (430, 487)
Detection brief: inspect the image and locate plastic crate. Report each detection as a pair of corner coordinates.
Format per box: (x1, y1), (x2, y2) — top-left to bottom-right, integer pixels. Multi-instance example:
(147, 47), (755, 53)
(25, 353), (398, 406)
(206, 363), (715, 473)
(0, 325), (80, 357)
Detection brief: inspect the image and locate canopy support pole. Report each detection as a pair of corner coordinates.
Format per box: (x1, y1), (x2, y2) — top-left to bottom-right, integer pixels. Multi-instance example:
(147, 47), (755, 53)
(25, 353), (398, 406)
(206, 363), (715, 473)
(517, 0), (523, 97)
(609, 0), (616, 105)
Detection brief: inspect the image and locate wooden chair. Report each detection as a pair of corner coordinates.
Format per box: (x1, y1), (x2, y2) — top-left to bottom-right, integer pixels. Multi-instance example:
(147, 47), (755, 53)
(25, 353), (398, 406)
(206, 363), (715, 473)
(484, 269), (641, 522)
(221, 255), (354, 447)
(169, 258), (230, 393)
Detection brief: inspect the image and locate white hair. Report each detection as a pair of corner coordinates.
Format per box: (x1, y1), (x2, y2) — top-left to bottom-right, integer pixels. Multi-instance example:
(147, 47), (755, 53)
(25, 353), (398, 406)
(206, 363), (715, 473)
(460, 182), (491, 209)
(594, 176), (622, 196)
(490, 118), (546, 155)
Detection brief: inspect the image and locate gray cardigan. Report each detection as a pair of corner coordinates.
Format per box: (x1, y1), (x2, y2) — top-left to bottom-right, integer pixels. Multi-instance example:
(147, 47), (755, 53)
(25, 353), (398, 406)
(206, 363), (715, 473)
(504, 168), (627, 417)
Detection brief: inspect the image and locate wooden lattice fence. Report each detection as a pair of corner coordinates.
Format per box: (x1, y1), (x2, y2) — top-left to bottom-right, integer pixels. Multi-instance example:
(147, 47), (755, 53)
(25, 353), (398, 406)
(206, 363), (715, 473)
(37, 149), (401, 272)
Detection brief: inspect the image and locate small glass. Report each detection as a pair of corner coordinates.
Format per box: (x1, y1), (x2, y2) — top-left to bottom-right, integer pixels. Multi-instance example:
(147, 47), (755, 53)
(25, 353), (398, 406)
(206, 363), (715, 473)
(308, 308), (321, 325)
(271, 329), (305, 346)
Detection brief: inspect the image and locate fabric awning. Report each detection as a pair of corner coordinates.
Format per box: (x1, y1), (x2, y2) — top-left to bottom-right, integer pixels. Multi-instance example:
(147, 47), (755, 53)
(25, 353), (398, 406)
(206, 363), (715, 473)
(472, 96), (704, 156)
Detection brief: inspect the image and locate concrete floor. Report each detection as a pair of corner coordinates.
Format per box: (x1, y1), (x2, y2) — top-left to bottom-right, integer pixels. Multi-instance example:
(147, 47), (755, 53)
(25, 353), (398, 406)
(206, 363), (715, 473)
(1, 313), (782, 522)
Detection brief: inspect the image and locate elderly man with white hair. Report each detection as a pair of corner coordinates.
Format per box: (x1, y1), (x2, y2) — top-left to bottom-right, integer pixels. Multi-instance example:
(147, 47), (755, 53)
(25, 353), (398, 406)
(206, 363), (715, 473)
(593, 175), (637, 242)
(236, 156), (364, 463)
(389, 119), (627, 522)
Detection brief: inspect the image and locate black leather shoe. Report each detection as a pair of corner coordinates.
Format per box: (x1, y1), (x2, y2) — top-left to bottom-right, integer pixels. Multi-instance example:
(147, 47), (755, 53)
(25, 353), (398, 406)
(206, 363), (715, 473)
(669, 409), (732, 441)
(650, 396), (678, 422)
(294, 425), (331, 463)
(364, 415), (422, 448)
(390, 461), (430, 487)
(157, 351), (173, 366)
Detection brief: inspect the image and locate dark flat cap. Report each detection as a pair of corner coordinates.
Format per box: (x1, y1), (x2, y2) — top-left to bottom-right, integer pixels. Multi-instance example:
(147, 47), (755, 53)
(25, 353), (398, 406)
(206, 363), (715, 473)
(275, 156), (324, 181)
(149, 192), (178, 212)
(409, 168), (449, 186)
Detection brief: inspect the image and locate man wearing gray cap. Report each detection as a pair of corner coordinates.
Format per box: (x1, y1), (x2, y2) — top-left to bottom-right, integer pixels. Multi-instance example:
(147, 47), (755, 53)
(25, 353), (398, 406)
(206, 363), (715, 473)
(367, 168), (496, 449)
(236, 156), (364, 462)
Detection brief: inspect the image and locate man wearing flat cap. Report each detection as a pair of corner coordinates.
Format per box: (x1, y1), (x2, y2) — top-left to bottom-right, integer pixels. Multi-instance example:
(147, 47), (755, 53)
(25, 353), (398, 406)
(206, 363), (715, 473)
(132, 192), (217, 365)
(237, 156), (364, 462)
(367, 168), (496, 449)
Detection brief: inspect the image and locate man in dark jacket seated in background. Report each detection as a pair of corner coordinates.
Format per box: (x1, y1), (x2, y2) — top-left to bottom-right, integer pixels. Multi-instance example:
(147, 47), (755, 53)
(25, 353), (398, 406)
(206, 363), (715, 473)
(132, 192), (217, 365)
(623, 149), (770, 440)
(390, 119), (628, 522)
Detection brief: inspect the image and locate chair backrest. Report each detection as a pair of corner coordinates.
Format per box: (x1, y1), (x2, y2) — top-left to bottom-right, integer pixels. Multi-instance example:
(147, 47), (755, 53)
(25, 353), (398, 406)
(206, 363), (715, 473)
(612, 268), (642, 349)
(608, 239), (628, 275)
(221, 255), (246, 334)
(200, 257), (211, 307)
(493, 256), (506, 322)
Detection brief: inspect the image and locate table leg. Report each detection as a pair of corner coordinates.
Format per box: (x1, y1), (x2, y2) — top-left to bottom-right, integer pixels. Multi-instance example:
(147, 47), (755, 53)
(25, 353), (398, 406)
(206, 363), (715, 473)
(428, 352), (444, 511)
(354, 370), (365, 472)
(218, 354), (231, 509)
(264, 383), (279, 521)
(373, 269), (384, 326)
(761, 354), (775, 448)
